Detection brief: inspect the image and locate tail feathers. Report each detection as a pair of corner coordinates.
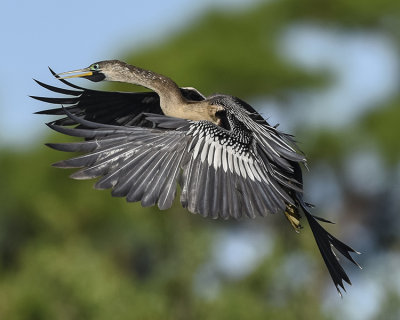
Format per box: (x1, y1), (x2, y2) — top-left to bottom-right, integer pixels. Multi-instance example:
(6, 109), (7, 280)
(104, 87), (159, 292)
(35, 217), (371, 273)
(300, 200), (361, 296)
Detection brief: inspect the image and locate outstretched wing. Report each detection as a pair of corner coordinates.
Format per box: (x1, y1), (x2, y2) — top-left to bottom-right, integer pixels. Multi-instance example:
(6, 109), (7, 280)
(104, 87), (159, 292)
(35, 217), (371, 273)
(32, 68), (205, 127)
(43, 106), (359, 295)
(46, 109), (300, 220)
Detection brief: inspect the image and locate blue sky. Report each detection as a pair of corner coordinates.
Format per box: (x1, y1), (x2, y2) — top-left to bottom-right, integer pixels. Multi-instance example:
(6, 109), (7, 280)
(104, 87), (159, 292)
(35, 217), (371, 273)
(1, 0), (256, 146)
(1, 0), (397, 147)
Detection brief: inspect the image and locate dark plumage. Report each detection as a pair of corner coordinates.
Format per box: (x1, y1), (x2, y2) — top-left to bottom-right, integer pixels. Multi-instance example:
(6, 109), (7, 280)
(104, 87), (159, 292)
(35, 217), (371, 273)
(32, 60), (360, 295)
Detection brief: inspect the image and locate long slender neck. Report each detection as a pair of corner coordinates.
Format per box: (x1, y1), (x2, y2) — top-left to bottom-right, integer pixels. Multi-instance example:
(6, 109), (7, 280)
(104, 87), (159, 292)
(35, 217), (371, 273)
(107, 62), (219, 122)
(125, 65), (186, 113)
(107, 63), (183, 113)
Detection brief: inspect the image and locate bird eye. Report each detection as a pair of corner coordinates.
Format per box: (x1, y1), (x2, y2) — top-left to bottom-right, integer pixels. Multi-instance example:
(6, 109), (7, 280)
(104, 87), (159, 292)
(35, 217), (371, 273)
(90, 63), (99, 71)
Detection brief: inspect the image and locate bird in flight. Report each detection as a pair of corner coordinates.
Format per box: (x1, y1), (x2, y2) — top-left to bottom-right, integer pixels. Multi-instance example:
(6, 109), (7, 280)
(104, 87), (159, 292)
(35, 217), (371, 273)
(32, 60), (360, 295)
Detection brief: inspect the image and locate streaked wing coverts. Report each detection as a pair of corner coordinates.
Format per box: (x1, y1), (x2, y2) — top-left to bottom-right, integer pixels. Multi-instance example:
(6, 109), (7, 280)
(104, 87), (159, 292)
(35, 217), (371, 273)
(47, 109), (297, 219)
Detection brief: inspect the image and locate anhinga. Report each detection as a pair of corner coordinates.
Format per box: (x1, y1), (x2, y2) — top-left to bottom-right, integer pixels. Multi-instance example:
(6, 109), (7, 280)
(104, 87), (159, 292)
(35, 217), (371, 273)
(32, 60), (360, 295)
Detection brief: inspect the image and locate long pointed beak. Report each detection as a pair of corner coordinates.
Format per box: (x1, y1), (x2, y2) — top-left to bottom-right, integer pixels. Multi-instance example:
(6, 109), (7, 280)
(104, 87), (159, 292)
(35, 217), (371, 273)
(56, 68), (93, 79)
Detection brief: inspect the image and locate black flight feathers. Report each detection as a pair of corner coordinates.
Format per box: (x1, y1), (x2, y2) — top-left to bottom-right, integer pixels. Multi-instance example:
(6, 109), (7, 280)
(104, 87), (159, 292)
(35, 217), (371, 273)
(32, 67), (204, 128)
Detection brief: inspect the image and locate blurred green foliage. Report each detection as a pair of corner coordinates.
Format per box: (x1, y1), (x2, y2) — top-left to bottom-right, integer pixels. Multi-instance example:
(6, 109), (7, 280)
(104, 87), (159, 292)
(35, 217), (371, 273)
(1, 0), (400, 319)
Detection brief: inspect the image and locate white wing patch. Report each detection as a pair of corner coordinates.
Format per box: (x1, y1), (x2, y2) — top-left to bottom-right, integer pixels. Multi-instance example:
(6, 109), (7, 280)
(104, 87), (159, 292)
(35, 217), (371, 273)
(221, 147), (228, 172)
(227, 147), (234, 173)
(207, 141), (215, 166)
(187, 121), (273, 183)
(200, 138), (210, 162)
(192, 137), (203, 160)
(213, 144), (222, 169)
(190, 131), (265, 182)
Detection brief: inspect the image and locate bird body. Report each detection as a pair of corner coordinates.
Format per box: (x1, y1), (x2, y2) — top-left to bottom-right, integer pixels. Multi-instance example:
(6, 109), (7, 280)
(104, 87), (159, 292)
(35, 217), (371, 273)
(32, 60), (359, 295)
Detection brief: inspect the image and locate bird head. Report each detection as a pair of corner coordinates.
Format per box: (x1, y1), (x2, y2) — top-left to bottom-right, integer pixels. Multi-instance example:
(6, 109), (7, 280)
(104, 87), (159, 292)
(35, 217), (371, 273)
(55, 60), (128, 82)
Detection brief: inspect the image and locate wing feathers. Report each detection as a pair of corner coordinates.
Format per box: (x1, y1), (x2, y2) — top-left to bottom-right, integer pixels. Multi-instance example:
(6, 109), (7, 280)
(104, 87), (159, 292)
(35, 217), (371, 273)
(46, 110), (303, 221)
(157, 143), (187, 210)
(33, 78), (81, 96)
(37, 80), (359, 296)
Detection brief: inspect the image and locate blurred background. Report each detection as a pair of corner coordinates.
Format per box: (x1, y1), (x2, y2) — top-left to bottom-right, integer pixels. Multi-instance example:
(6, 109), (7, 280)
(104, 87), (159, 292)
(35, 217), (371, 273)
(1, 0), (400, 319)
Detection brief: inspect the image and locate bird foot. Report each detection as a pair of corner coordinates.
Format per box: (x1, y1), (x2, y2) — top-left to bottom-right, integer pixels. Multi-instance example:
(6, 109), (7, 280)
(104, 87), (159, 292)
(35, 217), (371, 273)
(285, 205), (302, 233)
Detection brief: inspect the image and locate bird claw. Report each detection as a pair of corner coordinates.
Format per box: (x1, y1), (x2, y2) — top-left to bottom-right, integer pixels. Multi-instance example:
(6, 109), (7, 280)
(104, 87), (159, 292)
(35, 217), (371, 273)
(285, 205), (302, 232)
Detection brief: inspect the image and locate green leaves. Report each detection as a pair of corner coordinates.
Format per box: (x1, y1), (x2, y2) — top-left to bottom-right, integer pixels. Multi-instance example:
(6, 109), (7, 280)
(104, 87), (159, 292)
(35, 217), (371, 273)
(3, 0), (400, 318)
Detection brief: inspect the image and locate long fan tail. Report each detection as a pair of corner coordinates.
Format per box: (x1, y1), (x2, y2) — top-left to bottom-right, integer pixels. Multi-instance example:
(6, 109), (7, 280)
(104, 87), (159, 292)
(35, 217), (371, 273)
(300, 199), (361, 296)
